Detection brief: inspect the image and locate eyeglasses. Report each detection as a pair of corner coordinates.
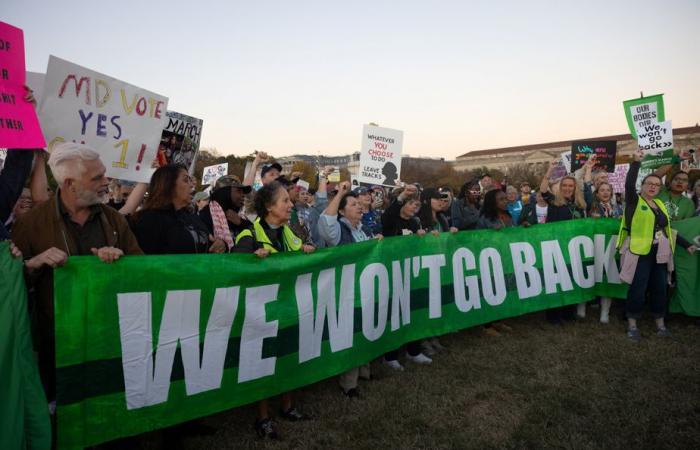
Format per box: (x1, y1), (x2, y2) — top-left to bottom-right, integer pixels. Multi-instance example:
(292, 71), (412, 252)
(643, 182), (661, 187)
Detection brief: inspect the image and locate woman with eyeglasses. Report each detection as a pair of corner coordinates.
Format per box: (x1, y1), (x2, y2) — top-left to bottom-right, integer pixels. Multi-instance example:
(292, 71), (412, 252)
(617, 149), (697, 341)
(539, 160), (588, 324)
(233, 180), (315, 439)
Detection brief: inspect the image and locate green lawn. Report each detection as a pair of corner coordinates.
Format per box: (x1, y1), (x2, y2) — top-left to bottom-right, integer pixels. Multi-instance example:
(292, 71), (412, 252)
(156, 307), (700, 450)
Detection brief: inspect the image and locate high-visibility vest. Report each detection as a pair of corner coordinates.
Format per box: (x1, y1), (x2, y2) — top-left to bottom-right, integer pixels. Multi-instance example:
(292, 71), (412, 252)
(235, 217), (302, 253)
(617, 197), (674, 255)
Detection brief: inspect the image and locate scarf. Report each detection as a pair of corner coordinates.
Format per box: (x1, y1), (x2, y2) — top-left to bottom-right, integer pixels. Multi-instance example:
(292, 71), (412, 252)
(209, 201), (234, 250)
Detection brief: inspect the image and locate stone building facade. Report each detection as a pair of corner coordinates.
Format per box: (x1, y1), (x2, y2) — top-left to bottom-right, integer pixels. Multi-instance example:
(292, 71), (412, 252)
(452, 125), (700, 173)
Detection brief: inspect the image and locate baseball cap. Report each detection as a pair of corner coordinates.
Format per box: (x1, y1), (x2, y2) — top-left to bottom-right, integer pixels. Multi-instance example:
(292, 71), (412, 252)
(260, 162), (283, 178)
(193, 191), (209, 203)
(214, 175), (252, 193)
(352, 186), (370, 195)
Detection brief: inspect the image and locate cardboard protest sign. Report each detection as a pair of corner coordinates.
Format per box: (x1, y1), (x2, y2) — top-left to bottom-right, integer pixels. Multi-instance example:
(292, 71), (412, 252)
(0, 22), (46, 149)
(38, 56), (168, 183)
(570, 141), (616, 173)
(328, 167), (340, 182)
(623, 94), (665, 139)
(637, 120), (674, 169)
(560, 151), (572, 173)
(201, 162), (228, 186)
(358, 124), (403, 187)
(26, 71), (45, 104)
(607, 164), (629, 193)
(549, 159), (568, 182)
(159, 111), (203, 174)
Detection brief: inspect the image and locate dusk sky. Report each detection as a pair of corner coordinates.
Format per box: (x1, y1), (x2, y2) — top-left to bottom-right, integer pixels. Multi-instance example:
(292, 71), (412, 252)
(5, 0), (699, 159)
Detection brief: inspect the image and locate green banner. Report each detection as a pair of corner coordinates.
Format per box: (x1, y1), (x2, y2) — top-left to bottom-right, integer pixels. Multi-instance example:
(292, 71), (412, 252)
(0, 241), (52, 450)
(53, 218), (631, 448)
(623, 94), (665, 139)
(670, 217), (700, 316)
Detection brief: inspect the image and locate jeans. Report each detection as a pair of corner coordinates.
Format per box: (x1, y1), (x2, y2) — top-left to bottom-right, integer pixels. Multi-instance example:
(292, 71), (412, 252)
(625, 245), (668, 320)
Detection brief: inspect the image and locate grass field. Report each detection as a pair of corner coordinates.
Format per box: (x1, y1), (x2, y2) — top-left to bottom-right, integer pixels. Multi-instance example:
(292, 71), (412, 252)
(150, 305), (700, 450)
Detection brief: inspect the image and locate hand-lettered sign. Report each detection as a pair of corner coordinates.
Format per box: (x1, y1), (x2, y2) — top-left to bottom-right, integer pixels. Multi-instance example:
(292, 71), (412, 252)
(0, 21), (46, 148)
(637, 120), (674, 169)
(607, 164), (629, 193)
(159, 111), (203, 174)
(38, 56), (168, 183)
(570, 141), (617, 173)
(201, 163), (228, 186)
(358, 124), (403, 187)
(623, 94), (665, 139)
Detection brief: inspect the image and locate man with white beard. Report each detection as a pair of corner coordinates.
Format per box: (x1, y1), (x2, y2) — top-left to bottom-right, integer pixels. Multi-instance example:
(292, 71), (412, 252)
(12, 142), (142, 404)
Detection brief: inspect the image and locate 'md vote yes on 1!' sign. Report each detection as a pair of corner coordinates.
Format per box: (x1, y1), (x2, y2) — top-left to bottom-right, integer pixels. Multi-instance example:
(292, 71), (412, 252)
(570, 141), (616, 173)
(358, 124), (403, 187)
(38, 56), (169, 183)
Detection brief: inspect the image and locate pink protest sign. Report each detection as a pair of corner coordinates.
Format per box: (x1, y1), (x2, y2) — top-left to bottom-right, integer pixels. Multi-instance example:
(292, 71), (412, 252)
(0, 21), (46, 148)
(607, 164), (629, 193)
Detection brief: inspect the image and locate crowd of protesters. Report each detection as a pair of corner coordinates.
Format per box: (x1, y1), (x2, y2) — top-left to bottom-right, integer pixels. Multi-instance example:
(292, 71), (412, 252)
(2, 89), (700, 446)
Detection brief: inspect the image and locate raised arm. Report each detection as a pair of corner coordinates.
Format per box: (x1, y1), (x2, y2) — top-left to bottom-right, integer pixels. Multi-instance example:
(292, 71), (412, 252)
(540, 158), (558, 194)
(243, 151), (269, 186)
(29, 151), (50, 204)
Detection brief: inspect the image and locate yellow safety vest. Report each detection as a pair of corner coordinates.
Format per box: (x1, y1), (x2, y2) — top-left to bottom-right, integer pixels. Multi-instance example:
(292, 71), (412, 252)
(617, 197), (674, 255)
(235, 217), (302, 253)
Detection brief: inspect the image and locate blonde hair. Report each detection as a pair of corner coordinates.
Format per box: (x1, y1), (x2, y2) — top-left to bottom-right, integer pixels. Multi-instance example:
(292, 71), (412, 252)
(552, 176), (586, 209)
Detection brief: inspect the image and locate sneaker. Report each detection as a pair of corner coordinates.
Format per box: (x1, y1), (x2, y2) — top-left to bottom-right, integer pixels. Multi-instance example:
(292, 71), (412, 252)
(600, 312), (610, 324)
(481, 326), (501, 337)
(341, 387), (360, 398)
(626, 328), (641, 342)
(421, 340), (436, 356)
(406, 353), (432, 365)
(254, 418), (278, 439)
(576, 303), (586, 319)
(429, 337), (446, 351)
(383, 359), (405, 371)
(656, 327), (673, 338)
(280, 407), (310, 422)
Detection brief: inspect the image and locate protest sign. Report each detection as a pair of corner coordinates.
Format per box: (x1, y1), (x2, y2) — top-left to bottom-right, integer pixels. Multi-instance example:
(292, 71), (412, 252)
(623, 94), (665, 139)
(296, 179), (310, 191)
(244, 161), (263, 191)
(0, 22), (46, 149)
(549, 159), (568, 182)
(328, 167), (340, 182)
(26, 71), (45, 104)
(607, 164), (629, 193)
(38, 56), (168, 183)
(637, 120), (674, 169)
(560, 151), (572, 173)
(53, 218), (632, 448)
(159, 111), (203, 174)
(201, 162), (228, 186)
(358, 124), (403, 187)
(570, 141), (616, 173)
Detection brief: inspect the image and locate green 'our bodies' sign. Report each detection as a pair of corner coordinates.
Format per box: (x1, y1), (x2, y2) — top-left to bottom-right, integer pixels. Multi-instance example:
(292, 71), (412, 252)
(54, 219), (627, 449)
